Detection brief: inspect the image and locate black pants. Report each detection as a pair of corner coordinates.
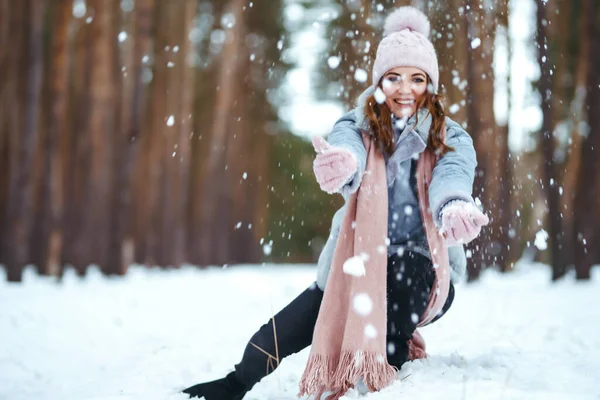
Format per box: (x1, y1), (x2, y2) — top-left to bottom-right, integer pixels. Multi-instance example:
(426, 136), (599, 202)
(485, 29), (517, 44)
(234, 251), (454, 390)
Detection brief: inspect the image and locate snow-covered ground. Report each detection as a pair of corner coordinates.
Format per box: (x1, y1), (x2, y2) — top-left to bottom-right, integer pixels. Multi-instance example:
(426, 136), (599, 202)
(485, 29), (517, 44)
(1, 262), (599, 400)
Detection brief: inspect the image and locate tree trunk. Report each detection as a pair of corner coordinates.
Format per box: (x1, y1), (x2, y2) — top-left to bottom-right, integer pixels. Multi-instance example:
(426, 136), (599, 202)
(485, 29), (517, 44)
(173, 0), (197, 266)
(40, 0), (71, 276)
(464, 0), (498, 280)
(496, 0), (514, 272)
(198, 0), (247, 266)
(158, 3), (186, 267)
(83, 0), (117, 272)
(535, 0), (563, 280)
(109, 0), (155, 274)
(436, 0), (469, 126)
(560, 0), (589, 274)
(0, 0), (12, 266)
(64, 11), (94, 275)
(2, 0), (45, 281)
(143, 1), (168, 266)
(573, 0), (600, 280)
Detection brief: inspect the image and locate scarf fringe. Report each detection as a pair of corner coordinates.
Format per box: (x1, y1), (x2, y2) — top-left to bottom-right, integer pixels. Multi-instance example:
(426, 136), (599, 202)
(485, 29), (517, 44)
(298, 351), (397, 399)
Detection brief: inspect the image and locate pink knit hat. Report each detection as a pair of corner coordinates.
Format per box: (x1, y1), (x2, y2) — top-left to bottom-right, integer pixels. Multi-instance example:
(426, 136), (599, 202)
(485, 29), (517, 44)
(372, 7), (439, 93)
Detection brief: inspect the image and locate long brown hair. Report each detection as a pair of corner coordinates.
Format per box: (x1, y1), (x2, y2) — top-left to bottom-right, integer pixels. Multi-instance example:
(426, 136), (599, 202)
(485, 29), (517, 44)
(364, 77), (453, 157)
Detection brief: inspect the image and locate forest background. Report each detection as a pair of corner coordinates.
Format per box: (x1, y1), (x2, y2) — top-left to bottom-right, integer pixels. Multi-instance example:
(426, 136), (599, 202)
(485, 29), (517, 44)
(1, 0), (599, 283)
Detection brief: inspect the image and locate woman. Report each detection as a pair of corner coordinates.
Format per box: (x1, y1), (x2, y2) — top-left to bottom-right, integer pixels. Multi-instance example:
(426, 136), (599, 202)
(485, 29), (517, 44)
(183, 6), (488, 400)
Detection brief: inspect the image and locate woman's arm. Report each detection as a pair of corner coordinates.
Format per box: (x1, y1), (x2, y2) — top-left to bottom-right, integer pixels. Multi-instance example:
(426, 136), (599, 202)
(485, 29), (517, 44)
(326, 111), (368, 195)
(428, 119), (478, 226)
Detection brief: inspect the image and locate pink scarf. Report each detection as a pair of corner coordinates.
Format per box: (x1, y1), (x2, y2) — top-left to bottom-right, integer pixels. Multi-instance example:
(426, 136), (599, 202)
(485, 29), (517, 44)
(299, 129), (450, 399)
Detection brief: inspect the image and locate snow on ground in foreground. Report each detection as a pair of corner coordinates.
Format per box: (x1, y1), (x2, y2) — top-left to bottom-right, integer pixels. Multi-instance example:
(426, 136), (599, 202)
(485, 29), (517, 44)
(1, 263), (599, 400)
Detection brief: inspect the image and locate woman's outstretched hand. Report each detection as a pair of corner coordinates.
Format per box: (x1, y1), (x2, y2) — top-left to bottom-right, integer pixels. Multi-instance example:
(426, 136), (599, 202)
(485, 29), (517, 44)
(312, 136), (358, 194)
(440, 201), (489, 246)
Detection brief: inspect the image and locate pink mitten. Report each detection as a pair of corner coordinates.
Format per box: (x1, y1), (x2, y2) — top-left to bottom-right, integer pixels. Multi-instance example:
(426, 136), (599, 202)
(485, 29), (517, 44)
(440, 201), (489, 246)
(312, 136), (358, 194)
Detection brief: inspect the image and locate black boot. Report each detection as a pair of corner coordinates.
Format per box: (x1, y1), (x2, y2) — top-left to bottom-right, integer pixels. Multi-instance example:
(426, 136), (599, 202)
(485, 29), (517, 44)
(183, 284), (323, 399)
(182, 371), (249, 400)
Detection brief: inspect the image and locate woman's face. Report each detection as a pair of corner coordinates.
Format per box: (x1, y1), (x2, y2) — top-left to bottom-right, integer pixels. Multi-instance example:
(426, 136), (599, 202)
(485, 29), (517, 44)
(381, 66), (428, 119)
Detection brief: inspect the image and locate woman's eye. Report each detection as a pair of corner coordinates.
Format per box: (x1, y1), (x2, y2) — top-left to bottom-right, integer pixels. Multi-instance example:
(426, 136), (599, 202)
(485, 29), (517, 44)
(413, 78), (424, 83)
(386, 76), (399, 82)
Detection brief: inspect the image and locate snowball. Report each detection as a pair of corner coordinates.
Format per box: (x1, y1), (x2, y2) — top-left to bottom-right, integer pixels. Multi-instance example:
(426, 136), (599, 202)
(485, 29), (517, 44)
(262, 244), (272, 256)
(120, 0), (134, 12)
(364, 324), (378, 339)
(118, 31), (128, 43)
(411, 313), (419, 324)
(374, 87), (386, 104)
(353, 293), (373, 316)
(534, 229), (548, 251)
(395, 118), (407, 130)
(343, 256), (366, 277)
(327, 56), (341, 69)
(471, 37), (481, 49)
(73, 0), (86, 18)
(354, 68), (368, 83)
(221, 13), (236, 29)
(387, 342), (396, 355)
(449, 103), (460, 114)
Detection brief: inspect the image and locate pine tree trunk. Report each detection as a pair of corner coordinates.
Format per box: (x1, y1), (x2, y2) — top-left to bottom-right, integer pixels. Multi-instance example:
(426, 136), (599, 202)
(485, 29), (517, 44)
(464, 0), (498, 280)
(560, 0), (589, 275)
(198, 0), (247, 266)
(158, 3), (185, 267)
(535, 0), (563, 280)
(0, 0), (13, 266)
(83, 0), (117, 273)
(2, 0), (45, 281)
(573, 0), (600, 280)
(143, 1), (168, 266)
(436, 0), (469, 126)
(110, 0), (155, 274)
(64, 12), (94, 275)
(496, 0), (514, 272)
(173, 0), (197, 267)
(40, 0), (71, 276)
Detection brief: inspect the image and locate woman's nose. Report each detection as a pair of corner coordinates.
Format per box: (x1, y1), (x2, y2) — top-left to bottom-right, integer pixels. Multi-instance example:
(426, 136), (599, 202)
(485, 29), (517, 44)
(397, 78), (411, 94)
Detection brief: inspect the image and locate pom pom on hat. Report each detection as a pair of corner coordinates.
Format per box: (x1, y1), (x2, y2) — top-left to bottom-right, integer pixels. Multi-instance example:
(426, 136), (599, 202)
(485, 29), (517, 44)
(383, 6), (431, 37)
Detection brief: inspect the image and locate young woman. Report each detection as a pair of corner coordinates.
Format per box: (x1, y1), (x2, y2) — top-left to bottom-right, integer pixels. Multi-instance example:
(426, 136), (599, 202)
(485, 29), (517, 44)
(183, 6), (488, 400)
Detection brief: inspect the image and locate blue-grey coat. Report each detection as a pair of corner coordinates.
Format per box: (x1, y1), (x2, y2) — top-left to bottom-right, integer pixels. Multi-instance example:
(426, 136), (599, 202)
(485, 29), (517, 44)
(316, 87), (478, 290)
